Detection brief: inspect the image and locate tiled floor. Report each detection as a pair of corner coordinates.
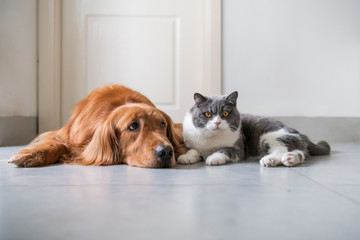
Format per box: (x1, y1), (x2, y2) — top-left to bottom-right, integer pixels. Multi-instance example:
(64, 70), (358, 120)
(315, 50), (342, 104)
(1, 142), (360, 240)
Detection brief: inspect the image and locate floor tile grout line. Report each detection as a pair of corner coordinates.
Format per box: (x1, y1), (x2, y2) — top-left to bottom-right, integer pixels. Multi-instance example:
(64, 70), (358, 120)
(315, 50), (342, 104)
(0, 183), (263, 187)
(291, 169), (360, 206)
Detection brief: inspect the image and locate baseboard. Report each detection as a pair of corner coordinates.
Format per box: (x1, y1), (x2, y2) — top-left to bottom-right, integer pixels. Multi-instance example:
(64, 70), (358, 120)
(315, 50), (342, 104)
(0, 116), (37, 146)
(273, 117), (360, 143)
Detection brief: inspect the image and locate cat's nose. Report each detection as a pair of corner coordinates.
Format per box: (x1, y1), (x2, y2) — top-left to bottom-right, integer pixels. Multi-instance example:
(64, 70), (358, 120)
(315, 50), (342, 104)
(215, 121), (221, 126)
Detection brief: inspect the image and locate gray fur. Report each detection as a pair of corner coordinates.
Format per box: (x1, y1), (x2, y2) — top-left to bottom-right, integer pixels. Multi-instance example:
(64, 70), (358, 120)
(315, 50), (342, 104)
(241, 114), (282, 157)
(183, 92), (331, 167)
(277, 135), (307, 152)
(188, 92), (244, 162)
(191, 92), (240, 131)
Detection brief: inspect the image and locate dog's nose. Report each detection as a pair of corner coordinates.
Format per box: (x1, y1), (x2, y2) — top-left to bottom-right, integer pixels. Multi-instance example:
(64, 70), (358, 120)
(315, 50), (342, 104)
(154, 145), (173, 163)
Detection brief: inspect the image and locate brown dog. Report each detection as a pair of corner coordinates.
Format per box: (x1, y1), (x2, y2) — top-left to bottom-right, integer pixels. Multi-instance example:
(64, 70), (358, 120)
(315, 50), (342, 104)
(9, 85), (186, 168)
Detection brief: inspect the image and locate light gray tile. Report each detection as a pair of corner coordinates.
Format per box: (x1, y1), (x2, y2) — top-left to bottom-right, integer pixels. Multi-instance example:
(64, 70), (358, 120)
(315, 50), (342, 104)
(330, 185), (360, 204)
(0, 146), (22, 159)
(1, 185), (360, 240)
(294, 143), (360, 185)
(1, 143), (360, 240)
(1, 160), (314, 187)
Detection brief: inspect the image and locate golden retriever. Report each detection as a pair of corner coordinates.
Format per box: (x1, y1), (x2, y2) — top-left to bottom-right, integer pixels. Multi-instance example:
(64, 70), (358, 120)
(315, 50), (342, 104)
(9, 85), (186, 168)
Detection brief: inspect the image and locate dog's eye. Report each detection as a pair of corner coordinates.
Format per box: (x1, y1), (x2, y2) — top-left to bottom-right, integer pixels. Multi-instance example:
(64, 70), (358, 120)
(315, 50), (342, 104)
(160, 122), (166, 129)
(128, 122), (139, 131)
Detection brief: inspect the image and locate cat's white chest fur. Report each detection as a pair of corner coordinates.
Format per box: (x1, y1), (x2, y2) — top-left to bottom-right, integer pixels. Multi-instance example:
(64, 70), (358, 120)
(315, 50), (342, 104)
(182, 111), (240, 158)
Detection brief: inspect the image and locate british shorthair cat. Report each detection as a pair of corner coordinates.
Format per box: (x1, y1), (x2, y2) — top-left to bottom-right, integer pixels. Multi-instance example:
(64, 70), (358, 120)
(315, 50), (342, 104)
(178, 92), (330, 167)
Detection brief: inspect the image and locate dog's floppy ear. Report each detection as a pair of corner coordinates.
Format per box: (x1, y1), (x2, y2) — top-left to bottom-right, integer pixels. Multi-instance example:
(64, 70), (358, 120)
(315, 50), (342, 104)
(77, 120), (121, 166)
(160, 111), (187, 158)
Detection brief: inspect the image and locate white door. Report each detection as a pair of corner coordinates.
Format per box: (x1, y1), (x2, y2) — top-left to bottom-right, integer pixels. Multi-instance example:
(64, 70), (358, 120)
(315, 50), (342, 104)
(59, 0), (221, 125)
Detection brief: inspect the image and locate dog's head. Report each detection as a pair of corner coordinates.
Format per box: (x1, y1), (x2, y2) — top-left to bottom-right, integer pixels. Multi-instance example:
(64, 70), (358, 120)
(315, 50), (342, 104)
(81, 103), (185, 168)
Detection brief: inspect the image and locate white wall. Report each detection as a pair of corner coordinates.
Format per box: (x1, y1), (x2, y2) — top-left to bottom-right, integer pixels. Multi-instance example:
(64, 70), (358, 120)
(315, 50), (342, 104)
(0, 0), (37, 117)
(223, 0), (360, 117)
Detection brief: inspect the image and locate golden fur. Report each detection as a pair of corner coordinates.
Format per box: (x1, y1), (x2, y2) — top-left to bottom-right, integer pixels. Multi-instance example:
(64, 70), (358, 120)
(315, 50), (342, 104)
(9, 85), (186, 168)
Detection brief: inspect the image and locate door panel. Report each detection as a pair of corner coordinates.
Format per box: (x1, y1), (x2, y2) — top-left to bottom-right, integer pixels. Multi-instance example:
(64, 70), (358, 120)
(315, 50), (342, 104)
(61, 0), (220, 124)
(86, 15), (177, 105)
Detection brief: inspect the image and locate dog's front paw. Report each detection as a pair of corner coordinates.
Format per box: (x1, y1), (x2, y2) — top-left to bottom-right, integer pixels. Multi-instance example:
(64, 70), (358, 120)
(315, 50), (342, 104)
(8, 153), (34, 167)
(206, 152), (229, 166)
(177, 149), (202, 164)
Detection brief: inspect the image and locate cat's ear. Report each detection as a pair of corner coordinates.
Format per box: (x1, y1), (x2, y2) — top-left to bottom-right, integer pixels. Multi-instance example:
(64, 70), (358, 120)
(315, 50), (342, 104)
(225, 91), (238, 106)
(194, 93), (207, 106)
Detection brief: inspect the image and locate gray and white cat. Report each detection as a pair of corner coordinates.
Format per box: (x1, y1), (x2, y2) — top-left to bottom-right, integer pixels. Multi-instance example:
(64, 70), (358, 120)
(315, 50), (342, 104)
(177, 91), (330, 167)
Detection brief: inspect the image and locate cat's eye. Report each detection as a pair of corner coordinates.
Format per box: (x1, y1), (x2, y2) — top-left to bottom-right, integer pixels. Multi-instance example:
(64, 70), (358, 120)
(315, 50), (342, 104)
(204, 112), (212, 118)
(222, 111), (229, 117)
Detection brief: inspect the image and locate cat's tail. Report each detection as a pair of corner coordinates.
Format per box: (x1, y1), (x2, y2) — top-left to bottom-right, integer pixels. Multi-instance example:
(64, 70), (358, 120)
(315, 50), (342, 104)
(306, 139), (331, 156)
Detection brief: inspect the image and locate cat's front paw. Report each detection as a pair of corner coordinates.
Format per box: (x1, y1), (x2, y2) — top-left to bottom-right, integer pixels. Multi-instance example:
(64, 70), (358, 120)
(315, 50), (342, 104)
(206, 152), (229, 166)
(281, 151), (305, 167)
(177, 149), (202, 164)
(259, 155), (281, 167)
